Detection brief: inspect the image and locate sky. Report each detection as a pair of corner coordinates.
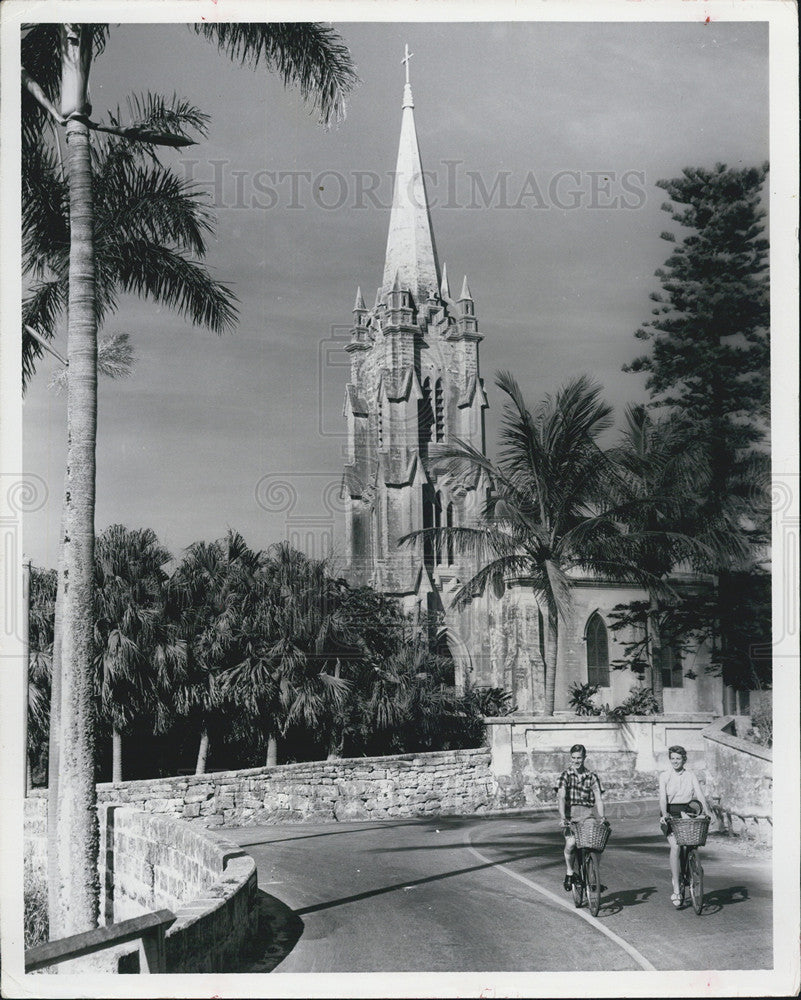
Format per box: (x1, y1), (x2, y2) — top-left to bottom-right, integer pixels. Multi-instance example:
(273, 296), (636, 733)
(21, 17), (770, 570)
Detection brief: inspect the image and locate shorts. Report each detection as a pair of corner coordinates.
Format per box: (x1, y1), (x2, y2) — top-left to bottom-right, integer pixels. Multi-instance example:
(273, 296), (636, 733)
(564, 803), (596, 837)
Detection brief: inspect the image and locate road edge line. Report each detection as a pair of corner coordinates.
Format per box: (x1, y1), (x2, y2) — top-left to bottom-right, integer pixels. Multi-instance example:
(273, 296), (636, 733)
(463, 827), (657, 973)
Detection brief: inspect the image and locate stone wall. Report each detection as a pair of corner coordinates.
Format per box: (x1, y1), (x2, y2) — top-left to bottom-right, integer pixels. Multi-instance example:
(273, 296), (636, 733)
(26, 749), (501, 835)
(24, 799), (258, 973)
(485, 714), (717, 808)
(701, 717), (772, 845)
(94, 747), (500, 827)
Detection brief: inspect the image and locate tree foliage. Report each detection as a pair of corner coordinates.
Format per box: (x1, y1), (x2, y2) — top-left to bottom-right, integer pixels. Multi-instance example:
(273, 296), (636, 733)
(624, 164), (771, 693)
(626, 163), (769, 458)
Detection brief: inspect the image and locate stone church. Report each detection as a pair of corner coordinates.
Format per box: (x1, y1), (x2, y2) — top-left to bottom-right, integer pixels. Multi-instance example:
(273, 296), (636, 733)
(340, 62), (723, 716)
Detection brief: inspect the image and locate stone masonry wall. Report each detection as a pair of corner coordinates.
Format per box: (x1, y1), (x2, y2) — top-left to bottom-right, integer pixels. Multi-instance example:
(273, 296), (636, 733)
(94, 747), (500, 827)
(24, 799), (258, 973)
(702, 718), (772, 845)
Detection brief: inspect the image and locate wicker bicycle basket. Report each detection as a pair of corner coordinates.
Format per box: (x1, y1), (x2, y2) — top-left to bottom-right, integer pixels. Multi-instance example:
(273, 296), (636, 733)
(670, 815), (710, 847)
(571, 818), (611, 852)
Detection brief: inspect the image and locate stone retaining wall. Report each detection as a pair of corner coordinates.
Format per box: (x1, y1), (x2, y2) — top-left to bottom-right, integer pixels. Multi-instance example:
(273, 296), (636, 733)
(24, 799), (258, 973)
(701, 717), (772, 845)
(90, 747), (500, 827)
(485, 714), (716, 808)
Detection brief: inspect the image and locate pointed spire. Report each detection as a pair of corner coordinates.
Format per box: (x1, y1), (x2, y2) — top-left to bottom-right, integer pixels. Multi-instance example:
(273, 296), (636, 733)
(459, 275), (472, 301)
(392, 269), (402, 293)
(440, 263), (451, 300)
(353, 286), (366, 312)
(381, 49), (440, 304)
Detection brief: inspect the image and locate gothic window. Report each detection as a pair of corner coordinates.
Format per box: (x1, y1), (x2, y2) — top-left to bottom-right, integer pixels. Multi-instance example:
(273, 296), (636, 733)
(434, 378), (445, 442)
(446, 502), (454, 565)
(434, 490), (443, 565)
(422, 483), (435, 570)
(418, 377), (434, 449)
(658, 646), (684, 688)
(538, 607), (546, 663)
(586, 612), (610, 687)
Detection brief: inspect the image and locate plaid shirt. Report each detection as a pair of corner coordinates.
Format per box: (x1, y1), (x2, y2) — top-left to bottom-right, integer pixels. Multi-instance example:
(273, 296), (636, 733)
(558, 767), (603, 807)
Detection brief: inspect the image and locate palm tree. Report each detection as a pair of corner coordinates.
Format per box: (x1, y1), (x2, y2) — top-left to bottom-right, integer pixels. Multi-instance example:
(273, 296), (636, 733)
(606, 405), (751, 709)
(22, 103), (236, 387)
(22, 22), (357, 936)
(92, 525), (182, 783)
(403, 373), (652, 716)
(220, 543), (351, 766)
(27, 567), (57, 788)
(167, 530), (265, 775)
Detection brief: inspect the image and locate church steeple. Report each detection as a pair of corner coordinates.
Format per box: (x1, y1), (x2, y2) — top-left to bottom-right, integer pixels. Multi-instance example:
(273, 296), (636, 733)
(381, 45), (440, 304)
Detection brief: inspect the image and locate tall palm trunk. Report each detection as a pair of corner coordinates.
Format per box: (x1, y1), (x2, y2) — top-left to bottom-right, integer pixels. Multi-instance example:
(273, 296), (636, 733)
(195, 727), (210, 775)
(266, 733), (278, 767)
(47, 574), (63, 933)
(111, 730), (123, 783)
(51, 25), (100, 939)
(543, 606), (559, 716)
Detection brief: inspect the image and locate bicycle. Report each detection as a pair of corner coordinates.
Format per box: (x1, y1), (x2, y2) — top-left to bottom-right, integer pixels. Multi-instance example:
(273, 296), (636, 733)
(669, 814), (710, 915)
(568, 818), (611, 917)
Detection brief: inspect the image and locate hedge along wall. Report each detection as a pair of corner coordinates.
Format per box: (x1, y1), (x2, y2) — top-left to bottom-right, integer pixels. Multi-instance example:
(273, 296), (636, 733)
(24, 798), (258, 973)
(701, 717), (772, 845)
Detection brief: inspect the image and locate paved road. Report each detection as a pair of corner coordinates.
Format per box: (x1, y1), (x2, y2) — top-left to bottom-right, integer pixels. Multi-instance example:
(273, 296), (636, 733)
(226, 799), (772, 973)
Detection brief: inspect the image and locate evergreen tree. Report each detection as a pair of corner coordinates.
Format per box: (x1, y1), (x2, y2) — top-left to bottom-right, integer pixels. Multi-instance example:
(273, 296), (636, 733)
(625, 163), (771, 696)
(626, 163), (769, 504)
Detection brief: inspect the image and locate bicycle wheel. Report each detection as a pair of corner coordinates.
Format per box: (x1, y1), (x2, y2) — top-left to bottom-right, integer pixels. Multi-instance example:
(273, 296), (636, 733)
(584, 851), (601, 917)
(571, 851), (584, 908)
(688, 849), (704, 915)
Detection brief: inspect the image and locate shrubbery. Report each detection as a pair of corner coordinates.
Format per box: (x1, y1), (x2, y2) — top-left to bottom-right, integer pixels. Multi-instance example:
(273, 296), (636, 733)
(24, 861), (48, 949)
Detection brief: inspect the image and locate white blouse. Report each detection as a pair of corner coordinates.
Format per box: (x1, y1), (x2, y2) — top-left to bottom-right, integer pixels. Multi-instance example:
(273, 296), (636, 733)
(663, 767), (696, 803)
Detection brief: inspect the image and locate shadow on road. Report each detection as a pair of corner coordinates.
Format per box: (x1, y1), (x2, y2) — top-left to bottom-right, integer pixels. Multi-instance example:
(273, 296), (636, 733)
(697, 885), (750, 915)
(598, 886), (658, 915)
(293, 848), (542, 916)
(241, 890), (305, 972)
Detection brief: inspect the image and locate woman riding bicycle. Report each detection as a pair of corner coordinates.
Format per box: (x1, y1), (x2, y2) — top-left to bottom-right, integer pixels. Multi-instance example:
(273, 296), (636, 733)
(659, 744), (711, 907)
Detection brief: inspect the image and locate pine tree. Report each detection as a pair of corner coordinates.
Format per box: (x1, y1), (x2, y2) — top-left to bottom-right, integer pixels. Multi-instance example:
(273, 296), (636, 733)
(626, 163), (771, 698)
(626, 162), (770, 494)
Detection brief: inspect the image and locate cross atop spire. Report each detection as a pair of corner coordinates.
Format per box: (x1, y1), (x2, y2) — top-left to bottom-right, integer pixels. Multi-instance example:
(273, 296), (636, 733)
(382, 47), (439, 303)
(402, 43), (414, 85)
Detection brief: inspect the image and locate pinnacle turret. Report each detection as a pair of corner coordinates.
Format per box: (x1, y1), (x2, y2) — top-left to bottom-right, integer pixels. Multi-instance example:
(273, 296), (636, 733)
(440, 263), (451, 300)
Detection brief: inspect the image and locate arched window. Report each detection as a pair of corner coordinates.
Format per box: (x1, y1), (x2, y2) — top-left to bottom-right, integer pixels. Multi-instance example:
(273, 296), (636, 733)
(446, 502), (454, 565)
(538, 607), (546, 663)
(434, 490), (443, 565)
(658, 646), (683, 688)
(586, 612), (610, 687)
(434, 378), (445, 442)
(422, 483), (435, 570)
(418, 377), (434, 449)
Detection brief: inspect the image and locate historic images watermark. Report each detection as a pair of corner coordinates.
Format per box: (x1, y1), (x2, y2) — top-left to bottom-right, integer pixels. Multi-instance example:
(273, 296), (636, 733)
(254, 471), (345, 565)
(0, 474), (48, 650)
(180, 158), (648, 213)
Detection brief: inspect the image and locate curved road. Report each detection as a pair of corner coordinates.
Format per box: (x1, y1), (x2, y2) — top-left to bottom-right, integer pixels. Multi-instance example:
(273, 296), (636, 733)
(226, 799), (772, 973)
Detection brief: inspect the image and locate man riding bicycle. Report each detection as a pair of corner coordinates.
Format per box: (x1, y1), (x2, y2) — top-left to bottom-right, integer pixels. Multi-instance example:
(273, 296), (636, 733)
(659, 744), (712, 907)
(557, 743), (606, 892)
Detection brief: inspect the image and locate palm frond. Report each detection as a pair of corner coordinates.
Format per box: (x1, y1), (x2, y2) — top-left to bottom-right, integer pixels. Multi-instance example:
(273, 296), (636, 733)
(48, 332), (136, 393)
(191, 22), (359, 126)
(107, 239), (239, 333)
(22, 282), (67, 390)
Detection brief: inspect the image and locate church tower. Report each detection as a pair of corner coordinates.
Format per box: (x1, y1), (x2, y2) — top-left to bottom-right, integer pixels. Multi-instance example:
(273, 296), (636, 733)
(341, 49), (490, 682)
